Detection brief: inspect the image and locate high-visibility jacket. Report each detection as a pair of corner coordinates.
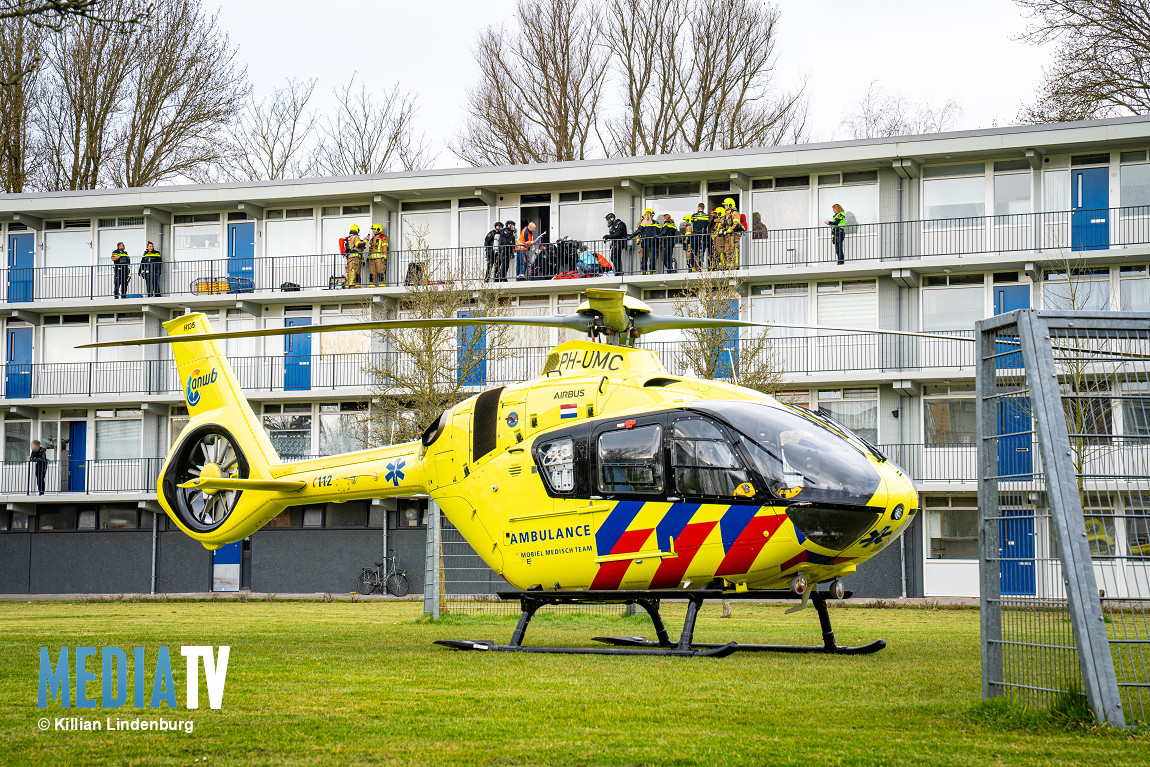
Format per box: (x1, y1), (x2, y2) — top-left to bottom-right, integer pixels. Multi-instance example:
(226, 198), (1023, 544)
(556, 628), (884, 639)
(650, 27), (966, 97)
(634, 221), (661, 240)
(660, 220), (678, 240)
(516, 227), (536, 251)
(828, 211), (846, 229)
(369, 233), (388, 256)
(689, 211), (712, 236)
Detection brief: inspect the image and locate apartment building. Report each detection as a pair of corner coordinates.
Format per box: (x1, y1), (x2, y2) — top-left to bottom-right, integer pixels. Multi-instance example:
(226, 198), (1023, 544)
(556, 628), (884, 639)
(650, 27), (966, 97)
(2, 116), (1148, 598)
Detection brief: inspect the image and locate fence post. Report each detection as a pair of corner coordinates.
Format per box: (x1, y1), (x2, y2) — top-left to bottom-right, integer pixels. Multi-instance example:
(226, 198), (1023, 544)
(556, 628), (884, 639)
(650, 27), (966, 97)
(1015, 311), (1125, 727)
(976, 314), (1004, 701)
(423, 498), (440, 619)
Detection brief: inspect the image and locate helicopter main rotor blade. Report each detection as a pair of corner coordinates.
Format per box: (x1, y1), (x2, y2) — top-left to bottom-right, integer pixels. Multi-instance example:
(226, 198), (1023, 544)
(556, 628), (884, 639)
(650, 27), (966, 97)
(76, 314), (593, 348)
(632, 314), (976, 342)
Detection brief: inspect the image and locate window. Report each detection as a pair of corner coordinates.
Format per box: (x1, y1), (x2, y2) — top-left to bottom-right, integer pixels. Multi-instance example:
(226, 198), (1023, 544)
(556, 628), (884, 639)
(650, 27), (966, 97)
(1122, 383), (1150, 437)
(670, 418), (750, 498)
(326, 502), (368, 527)
(1125, 493), (1150, 558)
(99, 507), (138, 529)
(1122, 162), (1150, 211)
(10, 512), (29, 530)
(319, 403), (366, 456)
(994, 173), (1031, 216)
(817, 389), (878, 444)
(817, 176), (878, 224)
(1043, 268), (1111, 310)
(264, 404), (312, 458)
(925, 495), (979, 559)
(302, 506), (323, 527)
(95, 413), (141, 459)
(395, 500), (426, 528)
(1120, 266), (1150, 311)
(536, 436), (576, 493)
(921, 275), (984, 331)
(285, 208), (313, 219)
(1043, 169), (1069, 212)
(597, 425), (663, 495)
(923, 164), (985, 222)
(79, 510), (97, 529)
(37, 510), (76, 530)
(173, 223), (221, 262)
(925, 398), (977, 445)
(4, 418), (31, 462)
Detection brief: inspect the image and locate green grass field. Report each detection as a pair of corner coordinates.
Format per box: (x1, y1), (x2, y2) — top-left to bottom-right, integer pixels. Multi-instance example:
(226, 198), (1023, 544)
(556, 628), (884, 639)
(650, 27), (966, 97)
(0, 600), (1144, 766)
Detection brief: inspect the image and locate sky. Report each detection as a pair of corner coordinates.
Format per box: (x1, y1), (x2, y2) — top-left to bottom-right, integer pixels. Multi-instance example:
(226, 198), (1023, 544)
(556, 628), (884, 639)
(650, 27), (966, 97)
(214, 0), (1053, 168)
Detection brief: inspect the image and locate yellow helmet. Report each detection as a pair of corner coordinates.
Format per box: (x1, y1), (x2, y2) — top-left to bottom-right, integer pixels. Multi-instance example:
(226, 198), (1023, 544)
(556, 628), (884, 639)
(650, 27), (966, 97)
(715, 206), (726, 215)
(643, 208), (654, 216)
(349, 225), (360, 234)
(723, 197), (736, 210)
(371, 223), (382, 233)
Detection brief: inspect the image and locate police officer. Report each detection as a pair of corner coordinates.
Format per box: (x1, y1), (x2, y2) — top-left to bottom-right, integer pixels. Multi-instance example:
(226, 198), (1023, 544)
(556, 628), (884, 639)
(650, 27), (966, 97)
(688, 203), (712, 271)
(659, 213), (678, 273)
(603, 213), (628, 275)
(139, 241), (162, 297)
(496, 220), (517, 282)
(483, 221), (503, 281)
(631, 208), (660, 275)
(111, 241), (130, 298)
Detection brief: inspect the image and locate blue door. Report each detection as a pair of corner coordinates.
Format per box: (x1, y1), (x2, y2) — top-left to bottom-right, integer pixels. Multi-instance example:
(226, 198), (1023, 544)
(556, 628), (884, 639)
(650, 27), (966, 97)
(5, 326), (31, 398)
(67, 421), (86, 493)
(227, 222), (255, 292)
(1000, 508), (1036, 596)
(7, 232), (34, 303)
(284, 317), (311, 391)
(212, 541), (242, 592)
(714, 299), (739, 380)
(994, 284), (1030, 368)
(997, 397), (1032, 479)
(457, 311), (486, 386)
(1071, 167), (1109, 251)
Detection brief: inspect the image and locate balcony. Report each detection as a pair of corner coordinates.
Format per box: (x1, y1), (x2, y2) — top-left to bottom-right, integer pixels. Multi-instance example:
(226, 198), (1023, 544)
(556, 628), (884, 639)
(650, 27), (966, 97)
(0, 458), (163, 497)
(5, 207), (1149, 304)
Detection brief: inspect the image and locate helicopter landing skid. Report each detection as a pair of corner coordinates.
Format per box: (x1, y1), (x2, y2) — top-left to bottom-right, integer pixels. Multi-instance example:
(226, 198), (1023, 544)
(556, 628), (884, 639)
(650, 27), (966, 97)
(434, 589), (886, 657)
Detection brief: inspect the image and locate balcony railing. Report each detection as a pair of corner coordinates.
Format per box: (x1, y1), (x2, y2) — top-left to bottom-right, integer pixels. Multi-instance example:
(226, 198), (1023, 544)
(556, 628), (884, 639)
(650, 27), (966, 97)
(5, 207), (1149, 303)
(1, 458), (163, 495)
(0, 333), (981, 400)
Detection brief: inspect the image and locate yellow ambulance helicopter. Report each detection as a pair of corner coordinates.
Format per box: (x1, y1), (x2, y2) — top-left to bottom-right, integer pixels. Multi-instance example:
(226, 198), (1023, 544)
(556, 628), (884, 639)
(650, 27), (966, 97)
(83, 288), (963, 657)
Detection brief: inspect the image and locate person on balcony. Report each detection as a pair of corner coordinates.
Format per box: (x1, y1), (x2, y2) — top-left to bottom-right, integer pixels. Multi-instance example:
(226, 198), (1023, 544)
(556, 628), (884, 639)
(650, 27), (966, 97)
(515, 221), (537, 280)
(689, 203), (711, 270)
(631, 208), (660, 275)
(483, 221), (503, 281)
(660, 213), (678, 273)
(720, 197), (745, 268)
(367, 223), (388, 286)
(111, 241), (131, 298)
(826, 203), (847, 265)
(603, 213), (628, 276)
(140, 241), (162, 297)
(344, 224), (366, 287)
(752, 211), (768, 240)
(496, 220), (516, 282)
(29, 439), (48, 495)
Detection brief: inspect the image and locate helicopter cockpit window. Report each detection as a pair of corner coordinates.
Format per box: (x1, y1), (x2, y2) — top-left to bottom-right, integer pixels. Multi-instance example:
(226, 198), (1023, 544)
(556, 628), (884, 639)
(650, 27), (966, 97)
(671, 418), (751, 498)
(696, 402), (881, 506)
(598, 425), (663, 495)
(536, 437), (576, 493)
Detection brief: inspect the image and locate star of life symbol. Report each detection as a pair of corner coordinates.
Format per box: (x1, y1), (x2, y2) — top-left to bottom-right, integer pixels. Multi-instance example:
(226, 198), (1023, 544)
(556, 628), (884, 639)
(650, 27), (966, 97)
(385, 459), (406, 486)
(859, 525), (893, 548)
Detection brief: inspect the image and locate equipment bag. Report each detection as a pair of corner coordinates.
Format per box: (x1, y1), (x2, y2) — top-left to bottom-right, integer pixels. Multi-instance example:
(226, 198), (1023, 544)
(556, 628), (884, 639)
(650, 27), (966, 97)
(281, 282), (301, 292)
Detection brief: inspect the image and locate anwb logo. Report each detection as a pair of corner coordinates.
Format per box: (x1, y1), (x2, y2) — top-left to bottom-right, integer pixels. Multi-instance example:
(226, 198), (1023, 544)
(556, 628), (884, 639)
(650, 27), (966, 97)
(185, 367), (217, 407)
(39, 646), (230, 710)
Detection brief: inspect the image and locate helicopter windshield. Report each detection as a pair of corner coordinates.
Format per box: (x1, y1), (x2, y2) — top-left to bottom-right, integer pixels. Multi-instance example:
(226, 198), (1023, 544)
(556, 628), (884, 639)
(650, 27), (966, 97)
(695, 401), (882, 506)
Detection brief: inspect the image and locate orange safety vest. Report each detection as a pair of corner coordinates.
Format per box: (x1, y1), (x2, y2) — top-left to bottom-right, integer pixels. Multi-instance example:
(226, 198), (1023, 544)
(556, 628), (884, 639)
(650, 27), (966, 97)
(516, 227), (535, 251)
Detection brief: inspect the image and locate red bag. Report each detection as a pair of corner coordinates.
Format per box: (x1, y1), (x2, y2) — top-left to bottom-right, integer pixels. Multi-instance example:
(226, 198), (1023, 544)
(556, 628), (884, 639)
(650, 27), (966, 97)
(339, 237), (349, 255)
(555, 270), (583, 280)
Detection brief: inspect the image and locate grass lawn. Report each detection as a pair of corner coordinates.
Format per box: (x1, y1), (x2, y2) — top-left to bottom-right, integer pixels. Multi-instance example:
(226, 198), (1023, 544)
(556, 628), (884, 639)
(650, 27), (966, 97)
(0, 600), (1144, 766)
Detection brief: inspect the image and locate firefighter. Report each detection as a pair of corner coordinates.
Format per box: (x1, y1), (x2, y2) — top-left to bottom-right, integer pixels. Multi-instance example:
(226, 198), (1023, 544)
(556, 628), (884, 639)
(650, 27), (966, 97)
(631, 208), (660, 274)
(344, 225), (365, 287)
(659, 213), (678, 273)
(603, 213), (628, 275)
(367, 223), (388, 285)
(681, 215), (695, 271)
(721, 197), (745, 268)
(483, 221), (503, 281)
(711, 206), (727, 269)
(689, 203), (711, 271)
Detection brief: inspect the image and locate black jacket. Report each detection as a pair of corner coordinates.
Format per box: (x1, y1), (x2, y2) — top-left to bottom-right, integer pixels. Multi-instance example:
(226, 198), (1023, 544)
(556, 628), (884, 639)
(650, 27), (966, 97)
(497, 227), (516, 248)
(605, 218), (628, 241)
(483, 228), (500, 250)
(111, 248), (130, 265)
(30, 447), (47, 464)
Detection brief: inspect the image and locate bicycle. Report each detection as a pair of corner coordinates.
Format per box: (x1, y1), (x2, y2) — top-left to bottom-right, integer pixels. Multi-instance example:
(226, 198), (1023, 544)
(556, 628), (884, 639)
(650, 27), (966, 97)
(358, 552), (410, 597)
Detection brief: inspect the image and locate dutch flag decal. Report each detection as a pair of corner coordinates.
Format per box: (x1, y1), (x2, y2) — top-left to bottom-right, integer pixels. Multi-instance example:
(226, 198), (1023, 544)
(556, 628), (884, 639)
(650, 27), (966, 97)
(559, 403), (578, 419)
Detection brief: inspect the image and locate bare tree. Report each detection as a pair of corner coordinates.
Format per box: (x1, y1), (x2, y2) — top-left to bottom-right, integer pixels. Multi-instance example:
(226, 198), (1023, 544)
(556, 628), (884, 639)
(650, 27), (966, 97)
(218, 78), (318, 182)
(676, 0), (807, 152)
(31, 0), (136, 190)
(672, 264), (782, 393)
(0, 10), (38, 191)
(841, 81), (964, 139)
(115, 0), (247, 187)
(601, 0), (683, 156)
(364, 225), (512, 444)
(453, 0), (607, 165)
(315, 76), (431, 176)
(1016, 0), (1150, 123)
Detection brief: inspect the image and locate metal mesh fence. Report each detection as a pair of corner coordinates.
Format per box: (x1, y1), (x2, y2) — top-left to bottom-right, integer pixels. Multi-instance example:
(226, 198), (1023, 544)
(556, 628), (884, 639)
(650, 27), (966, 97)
(978, 310), (1150, 727)
(438, 513), (624, 617)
